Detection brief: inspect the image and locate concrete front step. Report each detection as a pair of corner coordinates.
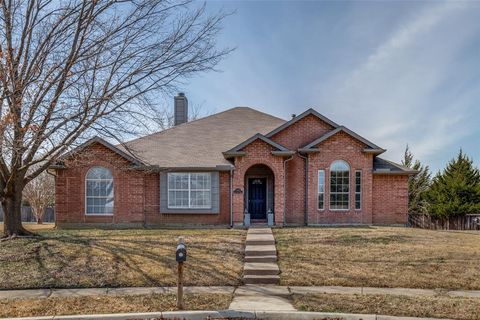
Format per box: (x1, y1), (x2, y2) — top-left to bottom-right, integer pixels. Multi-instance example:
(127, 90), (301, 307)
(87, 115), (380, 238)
(247, 228), (273, 234)
(245, 233), (275, 246)
(243, 275), (280, 285)
(244, 262), (279, 276)
(245, 255), (277, 263)
(245, 245), (276, 256)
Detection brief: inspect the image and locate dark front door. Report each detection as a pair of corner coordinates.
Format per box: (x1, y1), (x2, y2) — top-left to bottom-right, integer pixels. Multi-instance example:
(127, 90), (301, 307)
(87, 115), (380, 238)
(248, 178), (267, 220)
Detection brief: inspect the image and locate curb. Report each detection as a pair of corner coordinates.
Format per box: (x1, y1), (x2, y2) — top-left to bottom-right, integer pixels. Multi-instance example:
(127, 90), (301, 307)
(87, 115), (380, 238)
(1, 310), (450, 320)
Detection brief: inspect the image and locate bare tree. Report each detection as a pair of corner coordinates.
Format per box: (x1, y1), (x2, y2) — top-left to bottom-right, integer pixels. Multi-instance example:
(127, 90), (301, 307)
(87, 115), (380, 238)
(0, 0), (231, 238)
(23, 170), (54, 224)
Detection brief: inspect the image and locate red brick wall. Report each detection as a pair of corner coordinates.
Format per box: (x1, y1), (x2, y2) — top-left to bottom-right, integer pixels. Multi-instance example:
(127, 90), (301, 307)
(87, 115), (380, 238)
(55, 115), (410, 227)
(270, 114), (335, 225)
(55, 142), (231, 227)
(270, 114), (334, 149)
(372, 175), (409, 225)
(306, 132), (374, 224)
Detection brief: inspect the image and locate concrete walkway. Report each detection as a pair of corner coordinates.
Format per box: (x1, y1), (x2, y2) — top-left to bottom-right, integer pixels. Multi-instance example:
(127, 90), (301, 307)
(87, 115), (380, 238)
(229, 285), (296, 311)
(229, 227), (296, 311)
(243, 228), (279, 285)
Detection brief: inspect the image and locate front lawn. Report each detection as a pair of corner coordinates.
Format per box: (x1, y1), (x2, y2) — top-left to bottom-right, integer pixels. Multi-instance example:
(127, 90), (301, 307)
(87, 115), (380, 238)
(274, 227), (480, 290)
(293, 293), (480, 320)
(0, 293), (231, 318)
(0, 228), (245, 289)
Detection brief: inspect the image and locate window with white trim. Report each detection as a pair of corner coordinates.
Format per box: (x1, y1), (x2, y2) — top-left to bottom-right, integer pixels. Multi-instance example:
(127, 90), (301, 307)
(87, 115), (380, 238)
(86, 167), (114, 214)
(318, 170), (325, 210)
(330, 160), (350, 210)
(168, 173), (212, 209)
(355, 170), (362, 210)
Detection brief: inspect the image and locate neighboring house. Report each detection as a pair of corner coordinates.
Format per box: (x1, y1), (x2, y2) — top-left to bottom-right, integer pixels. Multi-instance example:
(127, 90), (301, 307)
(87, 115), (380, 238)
(52, 93), (416, 227)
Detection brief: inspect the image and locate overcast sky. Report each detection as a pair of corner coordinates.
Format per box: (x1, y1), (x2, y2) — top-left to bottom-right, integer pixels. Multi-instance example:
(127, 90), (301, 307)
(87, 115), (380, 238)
(182, 1), (480, 172)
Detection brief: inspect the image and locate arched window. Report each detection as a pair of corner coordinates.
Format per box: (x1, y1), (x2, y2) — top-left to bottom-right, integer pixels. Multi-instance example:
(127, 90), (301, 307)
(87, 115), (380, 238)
(330, 160), (350, 210)
(86, 167), (114, 215)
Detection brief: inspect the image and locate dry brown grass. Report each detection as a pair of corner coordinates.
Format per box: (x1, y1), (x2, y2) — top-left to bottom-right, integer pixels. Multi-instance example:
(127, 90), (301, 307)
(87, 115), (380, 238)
(0, 222), (55, 232)
(274, 226), (480, 289)
(293, 293), (480, 320)
(0, 228), (245, 289)
(0, 293), (231, 318)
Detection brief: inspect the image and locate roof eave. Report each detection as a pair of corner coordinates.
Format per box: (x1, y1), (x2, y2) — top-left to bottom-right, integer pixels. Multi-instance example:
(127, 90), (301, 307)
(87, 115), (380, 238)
(363, 148), (386, 155)
(134, 164), (235, 172)
(271, 151), (295, 157)
(373, 170), (418, 176)
(51, 136), (145, 169)
(223, 151), (246, 159)
(49, 164), (66, 170)
(298, 148), (319, 154)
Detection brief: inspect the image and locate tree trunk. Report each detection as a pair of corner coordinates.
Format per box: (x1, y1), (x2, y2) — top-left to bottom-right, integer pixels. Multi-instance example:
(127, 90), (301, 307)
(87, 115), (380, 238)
(34, 207), (44, 225)
(2, 190), (32, 238)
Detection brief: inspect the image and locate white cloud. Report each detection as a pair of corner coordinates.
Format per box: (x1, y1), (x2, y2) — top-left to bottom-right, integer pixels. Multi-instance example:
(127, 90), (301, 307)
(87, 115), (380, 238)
(316, 2), (480, 164)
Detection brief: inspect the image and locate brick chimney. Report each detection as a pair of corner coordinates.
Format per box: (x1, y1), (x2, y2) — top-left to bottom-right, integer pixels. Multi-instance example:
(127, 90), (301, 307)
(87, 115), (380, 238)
(174, 92), (188, 126)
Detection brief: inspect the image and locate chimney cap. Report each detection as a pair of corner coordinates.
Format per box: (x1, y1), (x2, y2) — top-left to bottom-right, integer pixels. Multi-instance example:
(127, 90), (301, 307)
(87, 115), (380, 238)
(177, 92), (185, 97)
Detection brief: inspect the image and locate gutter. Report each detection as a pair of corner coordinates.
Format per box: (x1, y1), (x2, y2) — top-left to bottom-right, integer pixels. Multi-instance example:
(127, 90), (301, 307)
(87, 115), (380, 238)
(373, 170), (418, 176)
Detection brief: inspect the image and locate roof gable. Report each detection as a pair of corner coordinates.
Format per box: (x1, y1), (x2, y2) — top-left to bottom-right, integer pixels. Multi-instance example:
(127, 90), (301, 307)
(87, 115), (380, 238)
(299, 126), (385, 154)
(223, 133), (292, 158)
(265, 108), (339, 138)
(57, 137), (144, 166)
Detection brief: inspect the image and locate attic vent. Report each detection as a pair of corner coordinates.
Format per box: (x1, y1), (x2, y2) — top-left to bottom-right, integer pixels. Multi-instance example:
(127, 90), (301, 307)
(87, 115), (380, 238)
(174, 92), (188, 126)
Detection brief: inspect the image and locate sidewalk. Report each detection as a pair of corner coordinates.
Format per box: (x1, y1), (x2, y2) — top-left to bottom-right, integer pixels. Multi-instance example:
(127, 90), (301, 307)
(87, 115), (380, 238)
(1, 310), (450, 320)
(0, 286), (234, 301)
(1, 284), (480, 301)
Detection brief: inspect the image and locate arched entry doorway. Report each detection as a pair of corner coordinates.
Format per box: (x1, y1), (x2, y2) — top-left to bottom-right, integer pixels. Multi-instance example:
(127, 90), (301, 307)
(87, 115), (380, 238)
(244, 164), (274, 221)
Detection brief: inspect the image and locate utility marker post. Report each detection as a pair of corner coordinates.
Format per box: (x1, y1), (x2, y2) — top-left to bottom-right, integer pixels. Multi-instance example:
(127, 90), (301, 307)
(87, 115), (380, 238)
(175, 236), (187, 310)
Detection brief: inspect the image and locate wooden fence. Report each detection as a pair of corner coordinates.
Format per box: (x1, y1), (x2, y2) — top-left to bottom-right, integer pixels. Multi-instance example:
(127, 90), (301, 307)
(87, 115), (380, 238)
(408, 213), (480, 230)
(0, 207), (55, 223)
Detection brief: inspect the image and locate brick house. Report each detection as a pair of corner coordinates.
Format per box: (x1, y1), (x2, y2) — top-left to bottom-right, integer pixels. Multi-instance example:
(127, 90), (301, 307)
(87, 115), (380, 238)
(52, 93), (416, 227)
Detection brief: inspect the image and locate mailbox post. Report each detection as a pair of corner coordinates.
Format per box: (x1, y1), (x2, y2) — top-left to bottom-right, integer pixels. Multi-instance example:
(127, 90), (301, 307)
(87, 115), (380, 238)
(176, 236), (187, 309)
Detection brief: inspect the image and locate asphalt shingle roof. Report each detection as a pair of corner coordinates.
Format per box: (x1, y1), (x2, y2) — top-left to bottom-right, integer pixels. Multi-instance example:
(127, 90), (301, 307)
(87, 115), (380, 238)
(120, 107), (286, 168)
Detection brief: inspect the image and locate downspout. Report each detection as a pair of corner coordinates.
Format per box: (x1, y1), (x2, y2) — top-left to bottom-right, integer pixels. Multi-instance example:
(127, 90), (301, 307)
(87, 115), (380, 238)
(283, 155), (294, 227)
(229, 168), (234, 228)
(142, 172), (147, 228)
(297, 152), (309, 226)
(46, 169), (57, 228)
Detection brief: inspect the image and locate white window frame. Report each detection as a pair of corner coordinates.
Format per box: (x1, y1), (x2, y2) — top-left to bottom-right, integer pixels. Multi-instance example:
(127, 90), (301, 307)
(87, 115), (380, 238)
(318, 169), (325, 210)
(167, 172), (212, 209)
(85, 167), (114, 216)
(329, 160), (350, 211)
(355, 170), (362, 210)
